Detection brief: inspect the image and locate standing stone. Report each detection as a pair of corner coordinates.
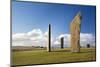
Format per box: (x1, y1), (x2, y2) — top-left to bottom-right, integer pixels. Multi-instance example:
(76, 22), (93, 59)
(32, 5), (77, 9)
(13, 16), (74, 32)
(47, 24), (51, 52)
(70, 12), (82, 52)
(61, 37), (64, 49)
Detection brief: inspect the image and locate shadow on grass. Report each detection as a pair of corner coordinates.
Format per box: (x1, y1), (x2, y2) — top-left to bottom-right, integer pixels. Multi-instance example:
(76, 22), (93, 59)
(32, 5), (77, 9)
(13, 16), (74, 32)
(79, 51), (95, 53)
(51, 50), (71, 52)
(50, 50), (95, 53)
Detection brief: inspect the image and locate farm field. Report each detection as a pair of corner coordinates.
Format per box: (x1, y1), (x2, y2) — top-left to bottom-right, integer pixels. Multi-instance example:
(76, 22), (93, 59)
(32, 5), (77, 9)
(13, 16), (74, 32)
(12, 47), (96, 66)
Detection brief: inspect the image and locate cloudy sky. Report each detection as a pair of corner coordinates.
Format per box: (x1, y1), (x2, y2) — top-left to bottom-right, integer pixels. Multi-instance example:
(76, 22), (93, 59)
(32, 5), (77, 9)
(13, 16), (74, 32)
(12, 0), (96, 47)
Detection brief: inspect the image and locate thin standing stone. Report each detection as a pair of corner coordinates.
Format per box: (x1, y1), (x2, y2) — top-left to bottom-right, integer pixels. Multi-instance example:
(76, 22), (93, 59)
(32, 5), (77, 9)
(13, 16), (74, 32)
(61, 37), (64, 49)
(47, 24), (51, 52)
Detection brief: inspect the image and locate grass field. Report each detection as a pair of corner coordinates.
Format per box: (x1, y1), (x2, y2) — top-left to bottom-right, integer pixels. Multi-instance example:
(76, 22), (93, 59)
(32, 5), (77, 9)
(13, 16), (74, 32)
(12, 48), (96, 66)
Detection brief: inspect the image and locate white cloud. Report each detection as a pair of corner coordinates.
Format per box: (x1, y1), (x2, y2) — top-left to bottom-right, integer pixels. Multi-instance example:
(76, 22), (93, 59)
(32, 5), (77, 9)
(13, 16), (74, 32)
(13, 33), (29, 40)
(12, 29), (95, 47)
(13, 29), (46, 46)
(80, 33), (95, 42)
(54, 33), (95, 47)
(54, 41), (60, 45)
(80, 33), (95, 47)
(54, 34), (71, 47)
(27, 29), (43, 41)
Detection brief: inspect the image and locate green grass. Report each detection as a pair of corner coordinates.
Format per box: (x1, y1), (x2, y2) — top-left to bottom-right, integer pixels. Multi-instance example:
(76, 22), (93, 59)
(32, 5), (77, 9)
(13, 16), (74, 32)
(12, 48), (96, 66)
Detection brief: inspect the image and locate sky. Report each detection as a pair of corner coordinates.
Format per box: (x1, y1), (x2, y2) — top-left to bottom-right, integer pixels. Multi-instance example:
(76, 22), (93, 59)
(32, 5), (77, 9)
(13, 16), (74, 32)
(12, 0), (96, 47)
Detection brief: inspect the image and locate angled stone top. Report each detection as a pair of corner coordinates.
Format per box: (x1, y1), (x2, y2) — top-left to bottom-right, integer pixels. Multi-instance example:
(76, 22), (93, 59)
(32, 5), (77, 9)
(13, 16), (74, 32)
(71, 11), (82, 25)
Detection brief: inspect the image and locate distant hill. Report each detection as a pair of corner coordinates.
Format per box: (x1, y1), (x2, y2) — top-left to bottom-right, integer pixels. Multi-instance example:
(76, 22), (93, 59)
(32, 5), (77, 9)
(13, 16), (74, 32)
(12, 46), (46, 51)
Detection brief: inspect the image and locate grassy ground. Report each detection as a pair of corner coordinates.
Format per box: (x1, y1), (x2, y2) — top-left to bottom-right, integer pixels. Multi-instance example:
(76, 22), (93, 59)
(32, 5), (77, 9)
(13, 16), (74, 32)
(12, 48), (96, 66)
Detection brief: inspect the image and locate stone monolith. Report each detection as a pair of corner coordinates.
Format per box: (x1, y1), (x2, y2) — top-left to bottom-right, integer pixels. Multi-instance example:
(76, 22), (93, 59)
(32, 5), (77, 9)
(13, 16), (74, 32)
(47, 24), (51, 52)
(61, 37), (64, 49)
(70, 12), (82, 52)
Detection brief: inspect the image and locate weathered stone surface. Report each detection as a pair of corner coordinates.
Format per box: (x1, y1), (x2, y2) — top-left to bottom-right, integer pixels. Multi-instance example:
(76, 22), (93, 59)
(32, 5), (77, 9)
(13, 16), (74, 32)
(70, 12), (82, 52)
(61, 37), (64, 49)
(47, 24), (51, 52)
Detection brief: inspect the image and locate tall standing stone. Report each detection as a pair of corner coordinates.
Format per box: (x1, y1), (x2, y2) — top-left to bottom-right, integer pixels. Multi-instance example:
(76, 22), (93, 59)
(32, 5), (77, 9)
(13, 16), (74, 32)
(70, 12), (82, 52)
(61, 37), (64, 49)
(47, 24), (51, 52)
